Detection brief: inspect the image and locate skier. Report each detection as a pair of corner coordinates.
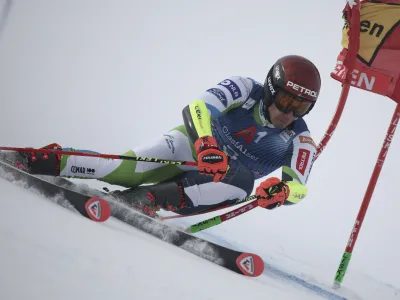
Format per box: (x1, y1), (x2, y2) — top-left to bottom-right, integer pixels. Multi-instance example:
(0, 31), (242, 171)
(3, 55), (320, 217)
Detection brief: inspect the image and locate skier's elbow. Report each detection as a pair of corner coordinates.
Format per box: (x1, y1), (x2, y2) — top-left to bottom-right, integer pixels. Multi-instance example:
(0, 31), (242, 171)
(182, 100), (213, 143)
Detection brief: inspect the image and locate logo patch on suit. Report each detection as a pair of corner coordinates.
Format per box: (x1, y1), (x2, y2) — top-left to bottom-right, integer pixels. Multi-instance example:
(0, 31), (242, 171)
(299, 135), (317, 148)
(218, 79), (242, 100)
(207, 88), (228, 107)
(296, 149), (310, 175)
(279, 129), (295, 142)
(242, 99), (256, 110)
(234, 126), (257, 145)
(71, 166), (95, 175)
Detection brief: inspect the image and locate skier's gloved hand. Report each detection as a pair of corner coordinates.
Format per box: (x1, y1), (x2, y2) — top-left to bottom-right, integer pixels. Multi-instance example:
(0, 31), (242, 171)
(256, 177), (290, 210)
(194, 136), (228, 182)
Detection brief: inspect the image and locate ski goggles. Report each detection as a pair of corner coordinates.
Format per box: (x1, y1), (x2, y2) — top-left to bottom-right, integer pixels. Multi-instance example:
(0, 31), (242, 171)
(273, 89), (314, 117)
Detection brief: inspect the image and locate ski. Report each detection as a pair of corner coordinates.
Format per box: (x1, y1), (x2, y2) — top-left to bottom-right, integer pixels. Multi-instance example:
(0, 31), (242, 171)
(0, 159), (264, 277)
(0, 160), (111, 222)
(108, 199), (265, 277)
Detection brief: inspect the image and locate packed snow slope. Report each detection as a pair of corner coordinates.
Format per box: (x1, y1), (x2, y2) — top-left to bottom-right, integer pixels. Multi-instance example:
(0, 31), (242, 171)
(1, 1), (400, 300)
(0, 175), (330, 300)
(0, 171), (399, 300)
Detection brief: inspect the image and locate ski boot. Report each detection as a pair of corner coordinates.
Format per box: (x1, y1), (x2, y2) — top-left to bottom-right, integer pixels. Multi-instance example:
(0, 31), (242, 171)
(0, 143), (62, 176)
(109, 181), (191, 218)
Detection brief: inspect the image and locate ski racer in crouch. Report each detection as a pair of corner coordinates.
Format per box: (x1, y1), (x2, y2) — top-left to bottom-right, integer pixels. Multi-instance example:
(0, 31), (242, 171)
(4, 55), (321, 217)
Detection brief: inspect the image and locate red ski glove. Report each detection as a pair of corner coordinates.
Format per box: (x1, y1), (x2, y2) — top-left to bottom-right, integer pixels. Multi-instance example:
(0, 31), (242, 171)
(194, 136), (228, 182)
(256, 177), (290, 210)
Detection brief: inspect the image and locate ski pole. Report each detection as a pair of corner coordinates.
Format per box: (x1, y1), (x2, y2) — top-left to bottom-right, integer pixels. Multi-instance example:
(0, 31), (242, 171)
(0, 147), (198, 166)
(187, 197), (259, 233)
(160, 194), (257, 220)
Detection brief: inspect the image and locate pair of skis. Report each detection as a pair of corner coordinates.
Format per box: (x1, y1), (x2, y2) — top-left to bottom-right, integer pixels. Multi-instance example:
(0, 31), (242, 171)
(0, 160), (265, 277)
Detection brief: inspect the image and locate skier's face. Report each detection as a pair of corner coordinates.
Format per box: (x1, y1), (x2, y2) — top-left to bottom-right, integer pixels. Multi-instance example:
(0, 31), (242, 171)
(268, 103), (296, 128)
(273, 89), (313, 117)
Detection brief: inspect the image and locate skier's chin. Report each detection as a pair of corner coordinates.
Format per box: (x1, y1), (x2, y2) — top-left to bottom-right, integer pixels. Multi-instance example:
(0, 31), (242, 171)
(272, 118), (291, 129)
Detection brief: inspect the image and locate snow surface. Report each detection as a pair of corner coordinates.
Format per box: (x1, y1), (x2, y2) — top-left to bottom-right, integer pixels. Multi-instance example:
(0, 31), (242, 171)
(0, 172), (332, 300)
(1, 1), (400, 299)
(0, 168), (398, 300)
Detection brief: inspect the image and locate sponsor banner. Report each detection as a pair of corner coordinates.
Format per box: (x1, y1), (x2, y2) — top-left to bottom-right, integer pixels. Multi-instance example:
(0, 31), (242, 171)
(331, 56), (392, 95)
(341, 2), (400, 65)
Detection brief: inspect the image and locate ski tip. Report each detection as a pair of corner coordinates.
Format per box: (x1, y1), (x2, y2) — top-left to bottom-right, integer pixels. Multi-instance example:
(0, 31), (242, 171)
(84, 197), (111, 222)
(236, 253), (264, 277)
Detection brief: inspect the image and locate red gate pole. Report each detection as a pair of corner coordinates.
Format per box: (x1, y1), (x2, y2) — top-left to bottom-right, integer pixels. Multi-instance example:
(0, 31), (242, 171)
(333, 104), (400, 288)
(315, 83), (351, 160)
(316, 0), (361, 160)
